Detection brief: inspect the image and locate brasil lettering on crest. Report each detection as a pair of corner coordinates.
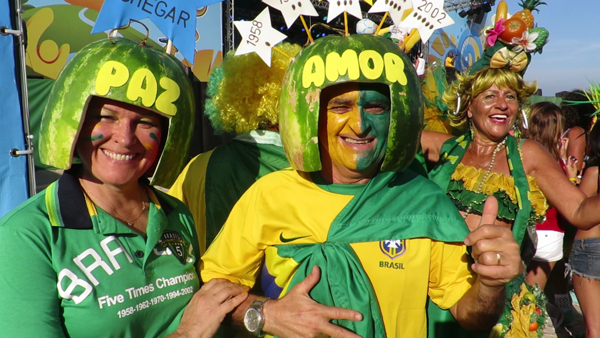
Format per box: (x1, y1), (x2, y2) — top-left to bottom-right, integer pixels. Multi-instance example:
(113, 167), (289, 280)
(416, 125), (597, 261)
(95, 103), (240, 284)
(95, 60), (180, 117)
(302, 49), (408, 88)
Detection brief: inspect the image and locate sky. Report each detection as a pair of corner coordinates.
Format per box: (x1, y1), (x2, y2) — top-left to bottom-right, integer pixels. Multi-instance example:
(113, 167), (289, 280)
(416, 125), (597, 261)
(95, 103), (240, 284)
(502, 0), (600, 96)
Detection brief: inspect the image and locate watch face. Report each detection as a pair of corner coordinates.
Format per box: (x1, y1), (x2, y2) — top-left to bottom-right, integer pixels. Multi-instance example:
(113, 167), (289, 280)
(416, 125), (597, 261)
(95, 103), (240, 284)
(244, 308), (261, 332)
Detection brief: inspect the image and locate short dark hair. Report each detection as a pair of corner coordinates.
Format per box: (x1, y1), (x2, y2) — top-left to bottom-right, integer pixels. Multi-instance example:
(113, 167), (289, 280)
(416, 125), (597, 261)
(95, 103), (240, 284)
(586, 123), (600, 168)
(561, 90), (595, 131)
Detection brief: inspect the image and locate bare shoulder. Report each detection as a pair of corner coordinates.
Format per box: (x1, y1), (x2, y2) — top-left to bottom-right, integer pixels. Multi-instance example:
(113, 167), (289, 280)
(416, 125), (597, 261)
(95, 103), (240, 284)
(520, 139), (554, 173)
(421, 130), (454, 162)
(566, 126), (586, 140)
(421, 130), (453, 148)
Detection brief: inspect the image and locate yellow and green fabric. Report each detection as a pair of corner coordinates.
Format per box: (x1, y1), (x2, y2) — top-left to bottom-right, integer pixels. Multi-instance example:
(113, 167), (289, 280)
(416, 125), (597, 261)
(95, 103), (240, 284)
(168, 130), (289, 255)
(427, 133), (547, 338)
(202, 168), (475, 338)
(0, 168), (200, 337)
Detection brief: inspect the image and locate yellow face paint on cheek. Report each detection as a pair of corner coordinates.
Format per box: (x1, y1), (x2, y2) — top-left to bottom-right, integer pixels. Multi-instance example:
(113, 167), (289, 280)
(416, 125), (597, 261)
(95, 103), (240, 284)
(327, 111), (360, 169)
(146, 131), (163, 161)
(325, 90), (362, 170)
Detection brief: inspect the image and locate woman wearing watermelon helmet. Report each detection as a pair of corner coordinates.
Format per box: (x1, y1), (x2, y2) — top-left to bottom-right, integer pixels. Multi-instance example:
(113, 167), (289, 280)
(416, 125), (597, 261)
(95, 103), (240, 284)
(0, 37), (247, 338)
(420, 19), (600, 337)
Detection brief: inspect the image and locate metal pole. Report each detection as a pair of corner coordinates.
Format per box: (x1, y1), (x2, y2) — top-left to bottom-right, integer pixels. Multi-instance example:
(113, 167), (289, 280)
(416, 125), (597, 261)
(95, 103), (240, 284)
(11, 0), (36, 196)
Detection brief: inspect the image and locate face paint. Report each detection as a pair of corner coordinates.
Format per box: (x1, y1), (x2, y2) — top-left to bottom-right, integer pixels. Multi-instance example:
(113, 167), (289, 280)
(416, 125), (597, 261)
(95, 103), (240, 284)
(76, 98), (164, 187)
(143, 132), (160, 152)
(319, 83), (391, 180)
(82, 134), (105, 142)
(355, 88), (390, 170)
(149, 132), (159, 143)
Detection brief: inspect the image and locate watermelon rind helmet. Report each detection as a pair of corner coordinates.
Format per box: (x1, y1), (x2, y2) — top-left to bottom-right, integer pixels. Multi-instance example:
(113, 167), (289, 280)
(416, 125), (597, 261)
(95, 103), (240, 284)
(279, 34), (423, 173)
(39, 37), (195, 188)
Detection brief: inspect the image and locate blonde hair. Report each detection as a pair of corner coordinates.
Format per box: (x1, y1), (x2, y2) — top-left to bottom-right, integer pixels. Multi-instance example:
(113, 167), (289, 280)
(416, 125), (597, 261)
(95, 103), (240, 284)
(443, 68), (538, 129)
(521, 102), (565, 160)
(205, 42), (302, 134)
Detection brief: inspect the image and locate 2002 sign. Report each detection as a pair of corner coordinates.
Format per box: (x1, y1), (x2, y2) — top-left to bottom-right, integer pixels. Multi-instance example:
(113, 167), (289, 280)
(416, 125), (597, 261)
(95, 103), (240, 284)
(416, 0), (447, 24)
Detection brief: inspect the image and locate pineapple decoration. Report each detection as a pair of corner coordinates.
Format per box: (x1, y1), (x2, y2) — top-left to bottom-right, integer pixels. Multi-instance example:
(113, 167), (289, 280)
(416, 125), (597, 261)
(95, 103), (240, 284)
(494, 0), (549, 54)
(512, 0), (545, 29)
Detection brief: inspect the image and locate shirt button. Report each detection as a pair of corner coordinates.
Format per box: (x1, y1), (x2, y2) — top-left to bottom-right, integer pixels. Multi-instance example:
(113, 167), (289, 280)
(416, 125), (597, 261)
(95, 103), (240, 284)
(135, 250), (144, 258)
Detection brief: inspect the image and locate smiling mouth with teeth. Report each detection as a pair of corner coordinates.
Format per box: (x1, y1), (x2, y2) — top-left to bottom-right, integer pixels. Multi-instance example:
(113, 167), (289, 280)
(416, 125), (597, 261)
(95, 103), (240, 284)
(102, 149), (135, 161)
(342, 137), (373, 144)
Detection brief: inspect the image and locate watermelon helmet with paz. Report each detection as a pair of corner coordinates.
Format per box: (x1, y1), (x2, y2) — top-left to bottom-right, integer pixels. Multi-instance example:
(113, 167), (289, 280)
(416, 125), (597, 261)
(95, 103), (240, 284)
(279, 34), (423, 172)
(39, 37), (194, 188)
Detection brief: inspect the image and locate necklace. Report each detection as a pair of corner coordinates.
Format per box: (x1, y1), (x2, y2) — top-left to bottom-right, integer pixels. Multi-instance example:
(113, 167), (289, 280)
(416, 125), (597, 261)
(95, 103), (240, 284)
(112, 191), (147, 226)
(462, 138), (506, 220)
(82, 183), (148, 227)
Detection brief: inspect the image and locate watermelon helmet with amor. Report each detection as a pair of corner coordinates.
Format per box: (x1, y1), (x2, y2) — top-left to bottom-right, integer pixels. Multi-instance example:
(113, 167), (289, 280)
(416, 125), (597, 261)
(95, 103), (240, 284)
(38, 37), (195, 188)
(279, 34), (423, 173)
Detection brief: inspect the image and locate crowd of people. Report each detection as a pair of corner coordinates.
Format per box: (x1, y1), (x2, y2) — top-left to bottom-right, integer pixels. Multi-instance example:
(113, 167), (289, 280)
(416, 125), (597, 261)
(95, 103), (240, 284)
(1, 13), (599, 338)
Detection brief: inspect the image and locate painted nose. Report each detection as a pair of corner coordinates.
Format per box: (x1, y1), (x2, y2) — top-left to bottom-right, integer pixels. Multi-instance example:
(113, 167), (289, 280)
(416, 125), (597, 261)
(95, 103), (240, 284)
(348, 108), (368, 136)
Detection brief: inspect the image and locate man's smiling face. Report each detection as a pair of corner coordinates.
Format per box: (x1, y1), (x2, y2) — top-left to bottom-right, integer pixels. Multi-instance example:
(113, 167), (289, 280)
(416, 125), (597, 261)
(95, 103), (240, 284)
(318, 82), (391, 181)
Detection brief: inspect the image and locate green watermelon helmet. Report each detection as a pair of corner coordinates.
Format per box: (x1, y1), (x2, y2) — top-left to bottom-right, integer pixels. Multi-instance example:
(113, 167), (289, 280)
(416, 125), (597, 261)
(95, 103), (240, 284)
(39, 37), (195, 188)
(279, 34), (423, 172)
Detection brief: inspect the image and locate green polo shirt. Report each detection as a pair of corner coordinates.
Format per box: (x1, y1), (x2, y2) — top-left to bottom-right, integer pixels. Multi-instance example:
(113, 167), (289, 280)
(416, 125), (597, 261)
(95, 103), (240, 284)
(0, 169), (200, 337)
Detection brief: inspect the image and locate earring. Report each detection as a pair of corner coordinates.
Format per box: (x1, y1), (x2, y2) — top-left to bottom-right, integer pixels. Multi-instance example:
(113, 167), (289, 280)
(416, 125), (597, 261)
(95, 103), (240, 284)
(521, 109), (529, 130)
(469, 119), (474, 139)
(453, 93), (461, 115)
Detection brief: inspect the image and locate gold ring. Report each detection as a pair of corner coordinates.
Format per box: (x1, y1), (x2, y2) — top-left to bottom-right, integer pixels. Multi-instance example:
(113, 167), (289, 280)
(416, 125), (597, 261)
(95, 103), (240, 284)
(496, 252), (501, 265)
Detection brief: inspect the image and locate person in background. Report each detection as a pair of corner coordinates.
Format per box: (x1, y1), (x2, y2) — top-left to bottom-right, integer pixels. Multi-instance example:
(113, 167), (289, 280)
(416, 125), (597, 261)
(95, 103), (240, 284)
(521, 102), (577, 291)
(0, 37), (247, 338)
(414, 52), (426, 79)
(520, 102), (578, 333)
(568, 118), (600, 338)
(561, 90), (596, 173)
(445, 52), (457, 84)
(168, 42), (301, 255)
(558, 90), (597, 330)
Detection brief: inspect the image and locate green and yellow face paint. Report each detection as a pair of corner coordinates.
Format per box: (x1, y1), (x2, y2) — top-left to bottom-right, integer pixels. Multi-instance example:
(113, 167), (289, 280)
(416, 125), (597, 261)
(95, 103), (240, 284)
(319, 83), (391, 174)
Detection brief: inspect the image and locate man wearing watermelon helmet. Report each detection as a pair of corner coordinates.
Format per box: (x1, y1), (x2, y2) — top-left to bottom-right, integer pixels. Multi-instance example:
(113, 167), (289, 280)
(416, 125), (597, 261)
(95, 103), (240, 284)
(202, 34), (522, 337)
(0, 37), (247, 337)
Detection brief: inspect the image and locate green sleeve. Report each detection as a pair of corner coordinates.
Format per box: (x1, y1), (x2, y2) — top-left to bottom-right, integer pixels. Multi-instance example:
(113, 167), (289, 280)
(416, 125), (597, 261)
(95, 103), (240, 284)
(0, 211), (66, 337)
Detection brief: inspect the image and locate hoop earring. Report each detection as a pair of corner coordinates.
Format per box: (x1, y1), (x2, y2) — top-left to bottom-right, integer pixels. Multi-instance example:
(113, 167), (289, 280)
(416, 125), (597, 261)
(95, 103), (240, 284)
(453, 93), (461, 115)
(521, 109), (529, 130)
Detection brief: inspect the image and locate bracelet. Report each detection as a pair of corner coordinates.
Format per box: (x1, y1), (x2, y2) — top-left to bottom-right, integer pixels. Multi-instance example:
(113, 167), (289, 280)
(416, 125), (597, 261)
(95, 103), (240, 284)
(569, 177), (578, 185)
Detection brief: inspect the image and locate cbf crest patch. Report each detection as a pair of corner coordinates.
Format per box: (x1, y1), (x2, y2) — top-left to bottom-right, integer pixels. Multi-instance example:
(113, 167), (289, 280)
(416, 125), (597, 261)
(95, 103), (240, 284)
(159, 231), (189, 264)
(379, 239), (406, 259)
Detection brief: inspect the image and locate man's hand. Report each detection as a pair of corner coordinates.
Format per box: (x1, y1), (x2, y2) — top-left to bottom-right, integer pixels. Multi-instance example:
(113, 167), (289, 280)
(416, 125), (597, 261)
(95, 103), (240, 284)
(464, 196), (522, 286)
(262, 266), (363, 338)
(168, 279), (249, 338)
(451, 196), (521, 331)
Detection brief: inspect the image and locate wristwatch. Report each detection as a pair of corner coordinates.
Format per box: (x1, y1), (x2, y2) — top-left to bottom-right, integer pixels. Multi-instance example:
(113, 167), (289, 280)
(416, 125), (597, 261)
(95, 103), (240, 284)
(244, 296), (270, 336)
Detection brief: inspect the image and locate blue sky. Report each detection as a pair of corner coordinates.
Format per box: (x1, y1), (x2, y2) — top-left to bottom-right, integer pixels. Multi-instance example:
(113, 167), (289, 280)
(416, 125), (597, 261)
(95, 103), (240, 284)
(503, 0), (600, 96)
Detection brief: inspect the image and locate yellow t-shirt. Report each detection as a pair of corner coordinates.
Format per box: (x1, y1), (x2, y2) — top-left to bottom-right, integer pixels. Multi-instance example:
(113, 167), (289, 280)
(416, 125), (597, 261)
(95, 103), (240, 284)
(445, 56), (454, 68)
(202, 169), (474, 337)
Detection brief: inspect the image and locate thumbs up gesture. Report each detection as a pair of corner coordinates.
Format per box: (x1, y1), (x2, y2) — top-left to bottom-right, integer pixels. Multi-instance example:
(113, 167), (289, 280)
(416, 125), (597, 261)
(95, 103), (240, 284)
(464, 196), (523, 287)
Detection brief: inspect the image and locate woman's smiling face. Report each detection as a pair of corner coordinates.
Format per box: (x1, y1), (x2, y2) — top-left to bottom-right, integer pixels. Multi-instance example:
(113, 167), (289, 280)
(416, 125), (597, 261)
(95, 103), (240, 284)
(76, 98), (163, 188)
(469, 83), (520, 142)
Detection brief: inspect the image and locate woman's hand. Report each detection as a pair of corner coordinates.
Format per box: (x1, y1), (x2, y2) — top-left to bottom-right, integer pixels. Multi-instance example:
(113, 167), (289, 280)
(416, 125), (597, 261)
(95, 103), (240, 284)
(559, 137), (569, 163)
(168, 279), (249, 338)
(565, 156), (579, 182)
